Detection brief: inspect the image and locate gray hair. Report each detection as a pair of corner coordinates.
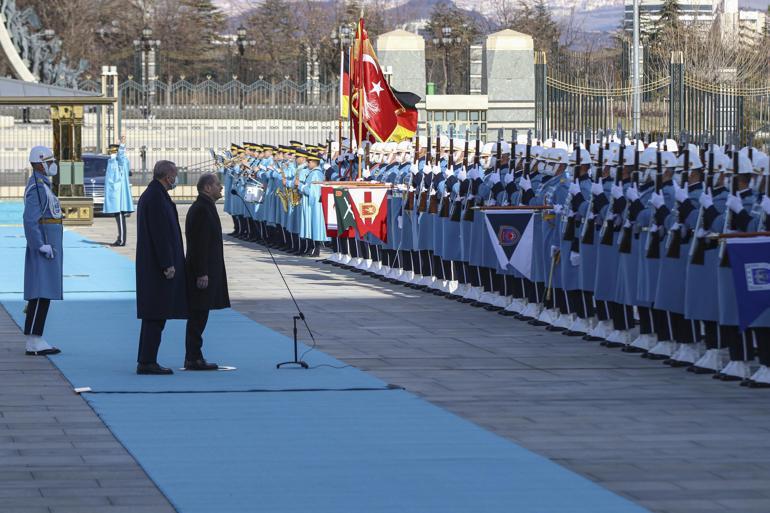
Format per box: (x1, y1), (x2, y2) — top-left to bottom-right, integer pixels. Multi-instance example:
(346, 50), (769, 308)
(153, 160), (177, 180)
(197, 172), (218, 193)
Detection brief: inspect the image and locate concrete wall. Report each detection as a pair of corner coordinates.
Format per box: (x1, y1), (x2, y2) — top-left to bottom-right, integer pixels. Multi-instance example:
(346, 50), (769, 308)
(484, 29), (535, 134)
(376, 29), (426, 99)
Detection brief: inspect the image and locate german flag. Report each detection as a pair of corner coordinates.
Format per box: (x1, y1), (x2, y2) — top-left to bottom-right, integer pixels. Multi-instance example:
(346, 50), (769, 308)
(340, 47), (351, 119)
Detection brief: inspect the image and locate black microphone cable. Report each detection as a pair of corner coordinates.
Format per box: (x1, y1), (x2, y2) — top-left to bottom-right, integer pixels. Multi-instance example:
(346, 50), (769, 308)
(230, 189), (349, 369)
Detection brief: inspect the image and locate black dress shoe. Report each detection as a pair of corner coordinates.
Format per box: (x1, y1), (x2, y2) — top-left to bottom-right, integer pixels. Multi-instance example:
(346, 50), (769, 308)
(582, 335), (605, 342)
(622, 346), (645, 353)
(691, 366), (716, 375)
(25, 347), (61, 356)
(749, 381), (770, 389)
(719, 374), (743, 382)
(184, 359), (218, 371)
(669, 360), (691, 368)
(136, 363), (173, 375)
(110, 240), (122, 247)
(563, 330), (586, 337)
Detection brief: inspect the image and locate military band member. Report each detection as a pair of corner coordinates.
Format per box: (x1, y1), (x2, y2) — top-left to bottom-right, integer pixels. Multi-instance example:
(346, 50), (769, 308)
(103, 135), (134, 246)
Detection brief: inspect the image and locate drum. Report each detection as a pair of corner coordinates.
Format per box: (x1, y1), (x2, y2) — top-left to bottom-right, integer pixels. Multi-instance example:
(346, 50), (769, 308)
(245, 183), (265, 204)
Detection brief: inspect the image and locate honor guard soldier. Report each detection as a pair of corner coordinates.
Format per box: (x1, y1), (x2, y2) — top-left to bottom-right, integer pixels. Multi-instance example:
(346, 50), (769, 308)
(103, 135), (134, 246)
(23, 146), (63, 356)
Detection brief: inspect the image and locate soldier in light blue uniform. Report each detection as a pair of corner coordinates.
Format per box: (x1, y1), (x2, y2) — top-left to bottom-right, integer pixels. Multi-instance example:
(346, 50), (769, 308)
(103, 136), (134, 246)
(686, 148), (730, 373)
(23, 146), (63, 356)
(713, 151), (760, 381)
(439, 139), (465, 295)
(659, 144), (707, 366)
(643, 148), (680, 359)
(297, 148), (327, 257)
(222, 144), (237, 235)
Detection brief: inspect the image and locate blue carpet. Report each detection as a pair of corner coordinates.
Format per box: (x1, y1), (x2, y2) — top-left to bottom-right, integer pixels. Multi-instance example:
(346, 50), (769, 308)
(87, 391), (649, 513)
(0, 209), (651, 513)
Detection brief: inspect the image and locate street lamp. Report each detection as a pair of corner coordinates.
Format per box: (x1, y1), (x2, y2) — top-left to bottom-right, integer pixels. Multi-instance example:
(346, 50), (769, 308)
(133, 26), (161, 119)
(234, 25), (256, 81)
(431, 25), (462, 94)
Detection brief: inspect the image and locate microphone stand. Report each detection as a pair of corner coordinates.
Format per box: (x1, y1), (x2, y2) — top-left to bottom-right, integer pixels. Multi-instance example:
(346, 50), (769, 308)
(231, 189), (309, 369)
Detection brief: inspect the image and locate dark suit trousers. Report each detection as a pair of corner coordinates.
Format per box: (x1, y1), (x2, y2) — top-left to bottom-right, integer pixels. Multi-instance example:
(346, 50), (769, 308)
(138, 319), (166, 364)
(185, 309), (209, 361)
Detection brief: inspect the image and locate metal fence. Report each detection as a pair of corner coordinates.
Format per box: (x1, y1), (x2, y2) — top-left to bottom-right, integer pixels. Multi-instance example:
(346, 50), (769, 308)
(535, 51), (770, 148)
(1, 79), (346, 187)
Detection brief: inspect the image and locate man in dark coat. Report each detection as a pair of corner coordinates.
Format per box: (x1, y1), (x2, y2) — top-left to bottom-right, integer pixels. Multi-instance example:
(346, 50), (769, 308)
(135, 161), (188, 375)
(184, 173), (231, 370)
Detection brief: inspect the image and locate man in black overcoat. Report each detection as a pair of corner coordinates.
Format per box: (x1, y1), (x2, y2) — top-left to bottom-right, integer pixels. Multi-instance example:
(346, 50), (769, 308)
(184, 173), (230, 370)
(135, 161), (188, 375)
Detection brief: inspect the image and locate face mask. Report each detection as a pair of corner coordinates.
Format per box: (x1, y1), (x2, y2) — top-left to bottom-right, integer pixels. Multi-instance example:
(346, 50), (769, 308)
(110, 153), (117, 160)
(45, 161), (58, 177)
(168, 175), (177, 190)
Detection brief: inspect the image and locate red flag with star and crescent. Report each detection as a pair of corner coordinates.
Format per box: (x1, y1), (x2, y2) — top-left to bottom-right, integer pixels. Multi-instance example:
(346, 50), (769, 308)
(351, 18), (419, 144)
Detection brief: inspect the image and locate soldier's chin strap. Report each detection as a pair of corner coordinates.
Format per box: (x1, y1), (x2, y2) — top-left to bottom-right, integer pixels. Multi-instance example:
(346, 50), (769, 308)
(230, 188), (348, 370)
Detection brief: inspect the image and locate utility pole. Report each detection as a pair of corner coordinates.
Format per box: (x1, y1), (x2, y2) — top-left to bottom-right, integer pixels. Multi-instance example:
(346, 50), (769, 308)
(632, 0), (641, 135)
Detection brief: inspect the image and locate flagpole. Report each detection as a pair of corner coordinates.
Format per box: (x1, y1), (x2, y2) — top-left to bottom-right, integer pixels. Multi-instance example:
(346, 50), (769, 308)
(357, 16), (365, 180)
(347, 43), (353, 158)
(338, 45), (344, 149)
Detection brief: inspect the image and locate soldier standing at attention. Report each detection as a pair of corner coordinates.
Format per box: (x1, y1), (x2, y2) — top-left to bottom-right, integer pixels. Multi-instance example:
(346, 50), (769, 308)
(23, 146), (64, 356)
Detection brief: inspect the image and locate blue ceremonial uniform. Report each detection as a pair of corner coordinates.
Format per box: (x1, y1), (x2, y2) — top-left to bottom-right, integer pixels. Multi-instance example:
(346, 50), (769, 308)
(300, 165), (327, 242)
(23, 173), (63, 301)
(103, 144), (134, 214)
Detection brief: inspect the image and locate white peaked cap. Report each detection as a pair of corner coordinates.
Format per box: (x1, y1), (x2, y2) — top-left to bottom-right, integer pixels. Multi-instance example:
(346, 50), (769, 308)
(451, 139), (467, 149)
(417, 135), (428, 148)
(396, 140), (412, 152)
(677, 151), (703, 170)
(29, 146), (54, 163)
(639, 147), (658, 168)
(480, 142), (496, 156)
(621, 146), (637, 165)
(660, 151), (677, 168)
(551, 148), (570, 165)
(382, 142), (397, 152)
(726, 152), (755, 174)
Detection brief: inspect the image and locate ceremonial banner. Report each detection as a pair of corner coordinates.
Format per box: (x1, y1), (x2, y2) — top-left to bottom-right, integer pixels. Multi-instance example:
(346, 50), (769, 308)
(482, 209), (535, 279)
(345, 186), (389, 242)
(726, 236), (770, 331)
(332, 187), (357, 237)
(339, 47), (350, 119)
(320, 186), (351, 238)
(351, 18), (419, 143)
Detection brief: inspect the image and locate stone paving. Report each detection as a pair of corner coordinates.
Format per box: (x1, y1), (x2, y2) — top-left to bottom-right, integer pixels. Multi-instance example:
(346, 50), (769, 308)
(3, 202), (770, 513)
(0, 308), (176, 513)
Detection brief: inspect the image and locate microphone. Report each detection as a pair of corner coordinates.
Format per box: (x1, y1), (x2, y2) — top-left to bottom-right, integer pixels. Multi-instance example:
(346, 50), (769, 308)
(228, 184), (312, 369)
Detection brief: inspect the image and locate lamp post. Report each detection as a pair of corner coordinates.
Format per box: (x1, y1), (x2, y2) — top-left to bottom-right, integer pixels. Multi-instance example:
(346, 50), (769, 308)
(133, 26), (160, 119)
(233, 25), (256, 109)
(432, 26), (462, 94)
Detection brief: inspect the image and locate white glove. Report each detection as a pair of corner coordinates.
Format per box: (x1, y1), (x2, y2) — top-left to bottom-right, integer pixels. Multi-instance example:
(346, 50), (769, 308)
(323, 163), (331, 171)
(590, 182), (603, 196)
(726, 194), (743, 214)
(674, 182), (688, 203)
(421, 163), (431, 175)
(625, 185), (639, 202)
(519, 175), (532, 191)
(699, 190), (713, 209)
(503, 172), (514, 185)
(489, 172), (501, 185)
(569, 251), (581, 267)
(550, 245), (559, 258)
(696, 227), (707, 239)
(623, 218), (632, 228)
(456, 168), (467, 181)
(762, 196), (770, 215)
(611, 184), (623, 200)
(468, 167), (479, 180)
(38, 244), (54, 259)
(586, 211), (595, 221)
(486, 199), (496, 206)
(649, 224), (658, 233)
(552, 204), (564, 215)
(362, 168), (371, 179)
(444, 167), (454, 178)
(650, 192), (664, 210)
(568, 182), (580, 196)
(432, 164), (441, 175)
(356, 147), (365, 157)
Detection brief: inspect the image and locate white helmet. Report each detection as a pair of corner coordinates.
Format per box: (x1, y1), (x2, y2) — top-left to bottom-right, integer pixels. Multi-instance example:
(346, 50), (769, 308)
(29, 145), (55, 163)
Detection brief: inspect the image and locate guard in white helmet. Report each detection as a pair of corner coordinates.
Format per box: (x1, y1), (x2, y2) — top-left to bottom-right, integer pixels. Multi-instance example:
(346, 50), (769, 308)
(22, 146), (64, 356)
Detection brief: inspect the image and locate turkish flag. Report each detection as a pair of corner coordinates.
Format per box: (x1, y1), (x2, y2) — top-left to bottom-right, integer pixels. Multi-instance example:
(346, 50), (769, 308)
(351, 18), (419, 143)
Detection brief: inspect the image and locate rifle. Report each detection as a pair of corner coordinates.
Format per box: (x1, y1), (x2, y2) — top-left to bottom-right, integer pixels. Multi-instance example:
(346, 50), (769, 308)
(600, 126), (625, 245)
(618, 133), (641, 254)
(417, 124), (432, 213)
(524, 129), (532, 178)
(428, 126), (442, 214)
(665, 131), (689, 258)
(404, 126), (420, 211)
(645, 137), (664, 259)
(562, 131), (581, 242)
(326, 131), (333, 162)
(450, 130), (470, 221)
(462, 127), (482, 222)
(581, 129), (606, 244)
(690, 136), (715, 265)
(719, 137), (741, 267)
(439, 126), (455, 218)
